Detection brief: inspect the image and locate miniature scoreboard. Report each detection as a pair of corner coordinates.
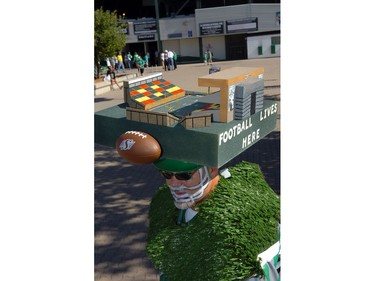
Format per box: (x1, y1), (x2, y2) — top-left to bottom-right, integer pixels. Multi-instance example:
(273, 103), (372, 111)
(198, 67), (264, 123)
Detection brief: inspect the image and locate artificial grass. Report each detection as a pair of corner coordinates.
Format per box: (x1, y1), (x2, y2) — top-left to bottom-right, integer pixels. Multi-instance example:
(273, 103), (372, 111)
(146, 161), (280, 281)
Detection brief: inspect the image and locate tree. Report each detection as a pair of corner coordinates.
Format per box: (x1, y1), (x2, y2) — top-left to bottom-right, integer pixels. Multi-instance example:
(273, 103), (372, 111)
(94, 8), (127, 78)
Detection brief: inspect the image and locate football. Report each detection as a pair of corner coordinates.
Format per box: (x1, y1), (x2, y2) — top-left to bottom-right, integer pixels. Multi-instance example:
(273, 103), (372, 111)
(115, 131), (162, 164)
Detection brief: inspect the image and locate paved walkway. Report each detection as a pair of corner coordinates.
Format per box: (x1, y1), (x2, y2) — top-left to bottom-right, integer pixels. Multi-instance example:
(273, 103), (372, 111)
(94, 57), (280, 281)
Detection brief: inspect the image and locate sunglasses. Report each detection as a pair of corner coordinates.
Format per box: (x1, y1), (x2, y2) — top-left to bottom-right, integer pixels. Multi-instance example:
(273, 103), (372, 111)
(160, 170), (197, 181)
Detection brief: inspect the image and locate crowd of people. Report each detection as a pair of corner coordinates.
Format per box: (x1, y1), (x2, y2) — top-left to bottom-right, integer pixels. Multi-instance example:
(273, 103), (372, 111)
(101, 48), (214, 79)
(160, 49), (178, 71)
(105, 51), (148, 73)
(121, 49), (179, 72)
(104, 50), (178, 76)
(101, 50), (160, 90)
(101, 48), (214, 88)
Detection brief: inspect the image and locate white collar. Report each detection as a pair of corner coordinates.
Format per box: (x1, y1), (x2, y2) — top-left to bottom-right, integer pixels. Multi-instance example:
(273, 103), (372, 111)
(185, 208), (198, 223)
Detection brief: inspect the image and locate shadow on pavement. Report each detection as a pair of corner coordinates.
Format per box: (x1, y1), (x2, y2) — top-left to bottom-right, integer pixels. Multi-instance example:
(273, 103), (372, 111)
(222, 131), (280, 194)
(94, 97), (114, 103)
(95, 144), (163, 279)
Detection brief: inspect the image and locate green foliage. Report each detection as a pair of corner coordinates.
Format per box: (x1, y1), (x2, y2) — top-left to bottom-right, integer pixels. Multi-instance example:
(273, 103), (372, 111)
(94, 8), (127, 76)
(147, 161), (280, 281)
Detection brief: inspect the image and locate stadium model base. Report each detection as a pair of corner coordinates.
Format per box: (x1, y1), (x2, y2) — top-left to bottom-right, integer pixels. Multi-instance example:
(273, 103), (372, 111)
(95, 67), (279, 168)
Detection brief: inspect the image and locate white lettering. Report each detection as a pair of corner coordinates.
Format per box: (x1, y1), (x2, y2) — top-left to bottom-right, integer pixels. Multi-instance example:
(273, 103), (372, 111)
(241, 121), (246, 131)
(223, 131), (228, 143)
(218, 117), (253, 146)
(260, 103), (278, 121)
(242, 137), (247, 148)
(272, 103), (278, 114)
(228, 128), (233, 139)
(237, 124), (241, 135)
(218, 104), (277, 148)
(246, 117), (253, 129)
(219, 133), (224, 145)
(242, 129), (261, 149)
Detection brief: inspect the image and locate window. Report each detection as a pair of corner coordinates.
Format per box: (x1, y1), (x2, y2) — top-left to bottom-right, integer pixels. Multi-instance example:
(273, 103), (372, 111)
(271, 36), (280, 45)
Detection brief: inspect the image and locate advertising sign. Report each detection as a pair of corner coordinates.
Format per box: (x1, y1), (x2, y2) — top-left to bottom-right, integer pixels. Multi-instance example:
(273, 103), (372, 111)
(226, 18), (258, 33)
(137, 34), (155, 41)
(134, 20), (157, 34)
(199, 21), (224, 36)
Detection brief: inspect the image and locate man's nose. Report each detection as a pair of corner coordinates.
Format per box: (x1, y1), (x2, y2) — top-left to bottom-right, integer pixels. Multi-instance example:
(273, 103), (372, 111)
(168, 176), (184, 187)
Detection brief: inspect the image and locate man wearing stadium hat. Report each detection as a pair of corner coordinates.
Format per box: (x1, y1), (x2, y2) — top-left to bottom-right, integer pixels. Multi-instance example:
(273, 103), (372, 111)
(114, 94), (281, 281)
(115, 127), (280, 281)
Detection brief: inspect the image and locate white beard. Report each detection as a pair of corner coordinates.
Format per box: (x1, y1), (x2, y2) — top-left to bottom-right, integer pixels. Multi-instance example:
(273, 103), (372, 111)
(174, 200), (196, 210)
(168, 167), (211, 210)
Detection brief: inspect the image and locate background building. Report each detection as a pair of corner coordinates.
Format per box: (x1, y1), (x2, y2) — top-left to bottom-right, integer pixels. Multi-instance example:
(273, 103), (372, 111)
(95, 1), (280, 63)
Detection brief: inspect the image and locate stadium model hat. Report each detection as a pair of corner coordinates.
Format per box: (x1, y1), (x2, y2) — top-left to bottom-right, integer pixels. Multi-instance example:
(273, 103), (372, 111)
(96, 67), (278, 168)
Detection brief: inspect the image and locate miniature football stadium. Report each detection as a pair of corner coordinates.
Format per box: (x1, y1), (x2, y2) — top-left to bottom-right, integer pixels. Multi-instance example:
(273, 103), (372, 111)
(95, 67), (279, 168)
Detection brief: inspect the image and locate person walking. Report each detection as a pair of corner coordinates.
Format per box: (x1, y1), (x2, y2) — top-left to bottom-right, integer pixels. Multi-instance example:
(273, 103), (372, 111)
(207, 49), (213, 65)
(114, 56), (118, 71)
(172, 50), (177, 70)
(106, 66), (122, 91)
(110, 56), (116, 70)
(203, 50), (208, 65)
(138, 57), (145, 76)
(124, 53), (129, 69)
(154, 50), (159, 66)
(144, 52), (150, 68)
(126, 52), (133, 69)
(167, 50), (174, 71)
(133, 52), (141, 73)
(160, 51), (165, 70)
(106, 57), (111, 69)
(117, 52), (125, 73)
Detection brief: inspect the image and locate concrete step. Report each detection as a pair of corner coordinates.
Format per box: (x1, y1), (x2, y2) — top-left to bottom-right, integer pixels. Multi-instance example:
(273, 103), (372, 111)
(94, 73), (137, 95)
